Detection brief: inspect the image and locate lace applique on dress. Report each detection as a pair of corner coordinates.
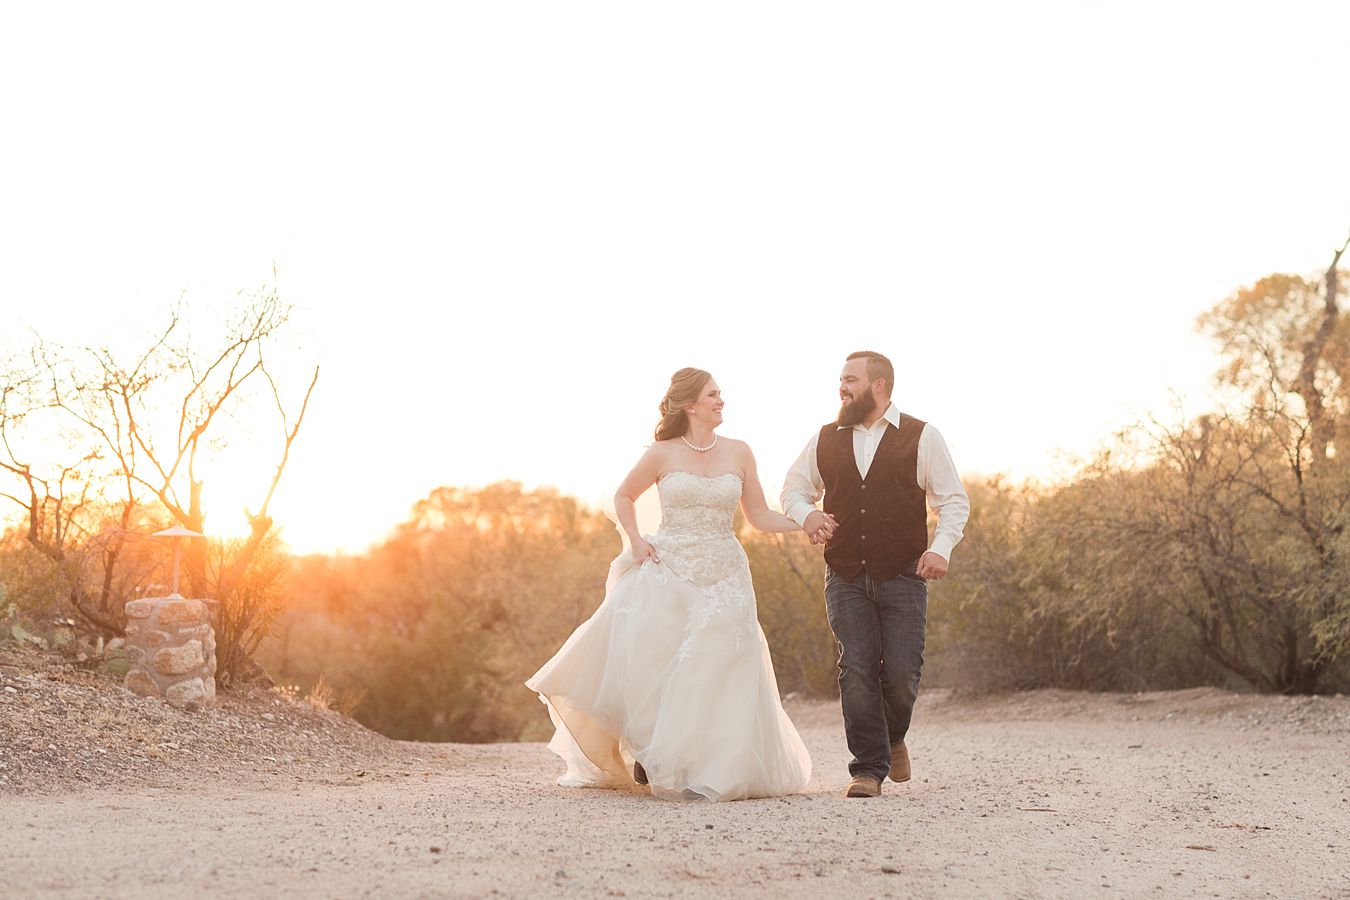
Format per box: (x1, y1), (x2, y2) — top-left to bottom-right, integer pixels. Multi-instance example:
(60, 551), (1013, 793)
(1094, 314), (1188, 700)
(649, 472), (753, 660)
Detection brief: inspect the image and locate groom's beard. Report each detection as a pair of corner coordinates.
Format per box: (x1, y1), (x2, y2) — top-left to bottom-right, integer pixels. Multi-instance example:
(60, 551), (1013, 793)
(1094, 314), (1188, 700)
(836, 391), (877, 427)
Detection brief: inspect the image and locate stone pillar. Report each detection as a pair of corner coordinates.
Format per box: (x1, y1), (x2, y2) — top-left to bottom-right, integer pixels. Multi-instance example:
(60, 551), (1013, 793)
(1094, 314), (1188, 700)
(122, 597), (217, 708)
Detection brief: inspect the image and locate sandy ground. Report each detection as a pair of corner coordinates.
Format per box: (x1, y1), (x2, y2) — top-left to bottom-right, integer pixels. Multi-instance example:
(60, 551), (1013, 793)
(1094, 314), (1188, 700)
(2, 688), (1348, 899)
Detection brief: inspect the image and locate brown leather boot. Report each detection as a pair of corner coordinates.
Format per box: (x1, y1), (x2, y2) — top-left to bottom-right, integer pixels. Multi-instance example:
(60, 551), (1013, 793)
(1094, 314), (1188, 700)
(633, 761), (649, 785)
(889, 741), (911, 783)
(845, 774), (882, 798)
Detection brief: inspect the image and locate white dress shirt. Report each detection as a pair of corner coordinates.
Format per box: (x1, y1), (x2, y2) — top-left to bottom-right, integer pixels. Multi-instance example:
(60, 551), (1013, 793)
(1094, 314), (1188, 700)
(780, 402), (970, 561)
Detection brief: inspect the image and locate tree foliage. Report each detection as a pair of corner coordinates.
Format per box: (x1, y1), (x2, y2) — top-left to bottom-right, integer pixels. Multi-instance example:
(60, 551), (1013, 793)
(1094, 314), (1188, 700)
(931, 238), (1350, 695)
(258, 482), (619, 741)
(0, 288), (316, 684)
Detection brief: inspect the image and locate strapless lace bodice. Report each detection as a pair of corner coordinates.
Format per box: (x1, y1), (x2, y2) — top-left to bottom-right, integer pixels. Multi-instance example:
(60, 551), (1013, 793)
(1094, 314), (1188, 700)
(654, 470), (742, 536)
(644, 470), (753, 659)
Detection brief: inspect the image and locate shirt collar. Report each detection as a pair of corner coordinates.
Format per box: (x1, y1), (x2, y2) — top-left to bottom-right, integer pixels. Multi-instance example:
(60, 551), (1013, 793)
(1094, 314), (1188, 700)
(838, 401), (901, 432)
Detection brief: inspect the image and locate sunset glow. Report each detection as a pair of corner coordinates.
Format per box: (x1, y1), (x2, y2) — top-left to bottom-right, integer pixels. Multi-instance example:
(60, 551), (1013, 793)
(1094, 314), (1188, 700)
(4, 2), (1350, 554)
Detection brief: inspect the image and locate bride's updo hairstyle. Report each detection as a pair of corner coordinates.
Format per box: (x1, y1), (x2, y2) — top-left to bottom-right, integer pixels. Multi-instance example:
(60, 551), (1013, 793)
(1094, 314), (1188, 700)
(654, 367), (712, 442)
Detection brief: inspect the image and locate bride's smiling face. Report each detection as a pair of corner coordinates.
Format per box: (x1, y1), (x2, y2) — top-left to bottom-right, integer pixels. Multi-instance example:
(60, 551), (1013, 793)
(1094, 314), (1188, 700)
(687, 379), (725, 428)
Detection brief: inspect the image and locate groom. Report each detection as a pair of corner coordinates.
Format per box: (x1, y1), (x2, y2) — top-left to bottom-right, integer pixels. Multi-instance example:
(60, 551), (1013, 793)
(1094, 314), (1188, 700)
(782, 351), (969, 798)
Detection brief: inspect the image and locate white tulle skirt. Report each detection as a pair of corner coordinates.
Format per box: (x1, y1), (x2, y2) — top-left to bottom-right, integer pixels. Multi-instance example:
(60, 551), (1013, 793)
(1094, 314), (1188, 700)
(525, 552), (812, 802)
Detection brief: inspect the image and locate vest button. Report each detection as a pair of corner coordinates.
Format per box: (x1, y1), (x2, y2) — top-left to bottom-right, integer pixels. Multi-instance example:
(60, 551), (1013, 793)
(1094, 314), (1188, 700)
(860, 508), (866, 514)
(861, 559), (867, 565)
(861, 535), (867, 541)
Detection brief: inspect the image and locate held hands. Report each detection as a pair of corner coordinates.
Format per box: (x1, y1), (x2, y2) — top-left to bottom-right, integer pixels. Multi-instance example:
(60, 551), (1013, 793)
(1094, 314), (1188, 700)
(802, 510), (839, 545)
(916, 551), (948, 580)
(632, 537), (660, 566)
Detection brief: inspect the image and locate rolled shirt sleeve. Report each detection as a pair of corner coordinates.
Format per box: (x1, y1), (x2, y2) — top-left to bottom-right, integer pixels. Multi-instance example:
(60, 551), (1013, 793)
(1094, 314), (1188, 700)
(917, 423), (969, 561)
(780, 431), (824, 527)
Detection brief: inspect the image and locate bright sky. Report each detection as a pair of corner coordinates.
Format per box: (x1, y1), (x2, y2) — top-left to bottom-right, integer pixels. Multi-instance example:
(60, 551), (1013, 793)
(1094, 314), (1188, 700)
(4, 2), (1350, 554)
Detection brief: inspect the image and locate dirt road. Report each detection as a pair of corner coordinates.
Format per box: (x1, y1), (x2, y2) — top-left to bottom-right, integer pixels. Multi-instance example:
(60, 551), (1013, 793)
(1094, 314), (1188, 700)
(2, 689), (1348, 898)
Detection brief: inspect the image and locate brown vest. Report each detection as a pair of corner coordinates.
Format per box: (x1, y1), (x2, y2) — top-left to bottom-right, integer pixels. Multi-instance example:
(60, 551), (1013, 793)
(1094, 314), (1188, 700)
(818, 415), (928, 583)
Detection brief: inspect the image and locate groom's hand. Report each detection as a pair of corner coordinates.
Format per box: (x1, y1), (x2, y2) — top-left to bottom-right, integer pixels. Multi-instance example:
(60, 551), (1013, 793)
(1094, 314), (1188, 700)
(803, 511), (837, 544)
(916, 551), (948, 580)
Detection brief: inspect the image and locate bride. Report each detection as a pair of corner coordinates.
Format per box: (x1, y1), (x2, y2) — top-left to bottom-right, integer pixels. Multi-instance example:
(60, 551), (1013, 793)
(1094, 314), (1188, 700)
(525, 368), (815, 801)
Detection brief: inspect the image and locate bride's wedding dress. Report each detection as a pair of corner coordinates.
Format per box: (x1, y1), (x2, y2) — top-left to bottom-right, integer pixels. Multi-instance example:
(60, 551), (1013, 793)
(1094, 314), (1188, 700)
(525, 470), (812, 801)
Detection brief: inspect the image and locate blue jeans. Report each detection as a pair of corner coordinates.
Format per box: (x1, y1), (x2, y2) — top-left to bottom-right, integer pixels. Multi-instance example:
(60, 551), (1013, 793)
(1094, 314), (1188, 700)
(824, 566), (928, 781)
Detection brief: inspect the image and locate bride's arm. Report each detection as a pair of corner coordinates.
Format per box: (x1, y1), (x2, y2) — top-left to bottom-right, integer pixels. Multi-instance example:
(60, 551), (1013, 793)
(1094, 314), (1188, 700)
(734, 441), (804, 534)
(614, 443), (666, 561)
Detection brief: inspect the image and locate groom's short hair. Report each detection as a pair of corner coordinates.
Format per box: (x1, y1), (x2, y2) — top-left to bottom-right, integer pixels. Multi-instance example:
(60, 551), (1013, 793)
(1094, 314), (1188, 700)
(847, 351), (894, 396)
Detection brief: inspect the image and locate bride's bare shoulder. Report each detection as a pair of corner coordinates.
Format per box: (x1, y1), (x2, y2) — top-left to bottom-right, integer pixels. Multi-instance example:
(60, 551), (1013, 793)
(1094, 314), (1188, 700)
(722, 437), (754, 456)
(642, 439), (679, 463)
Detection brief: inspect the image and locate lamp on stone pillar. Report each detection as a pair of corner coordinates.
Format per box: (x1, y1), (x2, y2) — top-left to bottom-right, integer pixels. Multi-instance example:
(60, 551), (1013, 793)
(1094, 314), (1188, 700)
(122, 525), (217, 709)
(153, 525), (204, 598)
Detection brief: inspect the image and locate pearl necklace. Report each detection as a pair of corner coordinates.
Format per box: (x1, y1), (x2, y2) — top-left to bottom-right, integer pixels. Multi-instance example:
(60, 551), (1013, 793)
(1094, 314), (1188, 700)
(681, 433), (718, 453)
